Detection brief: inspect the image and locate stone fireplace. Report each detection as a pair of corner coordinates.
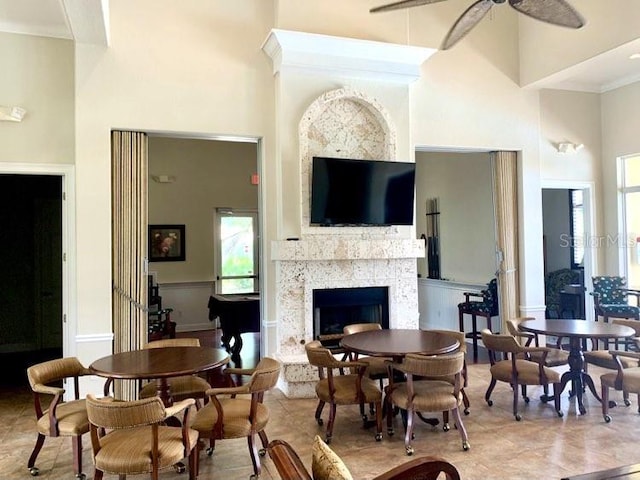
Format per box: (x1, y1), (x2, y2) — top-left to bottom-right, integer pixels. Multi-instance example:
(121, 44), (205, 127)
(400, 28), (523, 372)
(313, 286), (390, 343)
(271, 237), (424, 397)
(262, 30), (435, 397)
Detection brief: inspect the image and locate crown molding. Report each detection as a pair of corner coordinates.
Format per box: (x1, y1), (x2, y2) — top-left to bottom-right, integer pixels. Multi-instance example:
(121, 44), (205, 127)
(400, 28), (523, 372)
(262, 29), (436, 85)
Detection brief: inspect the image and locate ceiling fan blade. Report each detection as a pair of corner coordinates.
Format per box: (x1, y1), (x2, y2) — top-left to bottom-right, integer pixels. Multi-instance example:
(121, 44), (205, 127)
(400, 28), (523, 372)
(509, 0), (585, 28)
(441, 0), (493, 50)
(370, 0), (447, 14)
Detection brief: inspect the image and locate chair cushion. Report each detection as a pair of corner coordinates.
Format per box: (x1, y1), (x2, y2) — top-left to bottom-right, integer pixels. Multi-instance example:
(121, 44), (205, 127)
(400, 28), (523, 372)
(458, 301), (492, 314)
(490, 359), (560, 385)
(584, 350), (636, 370)
(190, 397), (270, 438)
(94, 425), (198, 475)
(600, 304), (640, 318)
(389, 380), (461, 412)
(315, 375), (381, 405)
(601, 367), (640, 392)
(36, 399), (89, 436)
(522, 348), (569, 368)
(311, 435), (353, 480)
(139, 375), (210, 399)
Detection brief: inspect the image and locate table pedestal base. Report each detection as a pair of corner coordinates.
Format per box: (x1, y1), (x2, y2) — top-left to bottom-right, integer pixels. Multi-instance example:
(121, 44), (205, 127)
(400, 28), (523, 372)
(558, 338), (602, 415)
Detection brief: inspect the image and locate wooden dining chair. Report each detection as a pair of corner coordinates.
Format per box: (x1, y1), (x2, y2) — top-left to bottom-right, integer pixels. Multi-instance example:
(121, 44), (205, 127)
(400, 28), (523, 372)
(481, 329), (563, 420)
(507, 317), (569, 402)
(190, 357), (281, 479)
(139, 338), (211, 407)
(26, 357), (91, 479)
(600, 350), (640, 422)
(425, 329), (471, 418)
(305, 340), (383, 444)
(385, 351), (470, 455)
(86, 394), (199, 480)
(343, 323), (390, 389)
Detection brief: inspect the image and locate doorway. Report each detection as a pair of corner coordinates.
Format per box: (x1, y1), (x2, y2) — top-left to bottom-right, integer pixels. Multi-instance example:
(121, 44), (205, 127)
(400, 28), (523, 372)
(542, 184), (595, 320)
(0, 174), (63, 385)
(146, 135), (262, 340)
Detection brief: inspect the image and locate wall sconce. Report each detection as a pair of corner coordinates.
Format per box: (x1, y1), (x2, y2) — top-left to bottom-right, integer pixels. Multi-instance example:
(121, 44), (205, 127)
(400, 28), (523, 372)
(0, 105), (26, 122)
(151, 175), (176, 183)
(557, 142), (584, 155)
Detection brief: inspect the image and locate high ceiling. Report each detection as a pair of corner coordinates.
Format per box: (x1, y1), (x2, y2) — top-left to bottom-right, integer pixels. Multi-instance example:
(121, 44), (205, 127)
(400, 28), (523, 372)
(1, 0), (640, 93)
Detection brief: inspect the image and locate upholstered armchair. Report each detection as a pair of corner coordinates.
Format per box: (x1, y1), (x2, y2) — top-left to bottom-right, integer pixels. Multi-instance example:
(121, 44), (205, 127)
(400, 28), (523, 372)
(458, 278), (499, 363)
(305, 340), (383, 444)
(481, 329), (563, 420)
(139, 338), (211, 407)
(592, 276), (640, 323)
(190, 356), (281, 479)
(584, 319), (640, 377)
(600, 350), (640, 422)
(343, 323), (390, 389)
(385, 351), (470, 455)
(85, 394), (199, 480)
(422, 329), (471, 417)
(26, 357), (91, 479)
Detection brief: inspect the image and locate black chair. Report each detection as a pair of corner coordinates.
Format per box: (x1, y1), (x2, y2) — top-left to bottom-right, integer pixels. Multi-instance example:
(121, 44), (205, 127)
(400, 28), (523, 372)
(544, 268), (582, 318)
(147, 276), (175, 341)
(458, 278), (498, 363)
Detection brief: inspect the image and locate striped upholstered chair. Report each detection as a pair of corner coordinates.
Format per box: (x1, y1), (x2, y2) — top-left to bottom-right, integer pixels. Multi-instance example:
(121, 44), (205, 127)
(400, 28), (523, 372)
(85, 394), (199, 480)
(26, 357), (91, 479)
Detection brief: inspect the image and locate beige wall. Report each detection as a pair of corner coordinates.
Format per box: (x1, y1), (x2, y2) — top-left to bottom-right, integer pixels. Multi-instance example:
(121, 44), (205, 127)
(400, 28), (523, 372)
(415, 152), (496, 284)
(520, 0), (640, 86)
(4, 0), (640, 365)
(0, 32), (74, 164)
(148, 137), (258, 284)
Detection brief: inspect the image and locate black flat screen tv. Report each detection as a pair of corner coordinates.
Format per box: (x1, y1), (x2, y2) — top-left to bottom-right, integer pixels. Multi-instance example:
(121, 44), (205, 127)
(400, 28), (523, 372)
(310, 156), (416, 226)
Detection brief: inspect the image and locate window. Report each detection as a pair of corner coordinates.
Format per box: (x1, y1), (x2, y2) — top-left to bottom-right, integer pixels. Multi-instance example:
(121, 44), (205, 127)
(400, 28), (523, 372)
(621, 156), (640, 289)
(215, 209), (259, 294)
(569, 189), (584, 269)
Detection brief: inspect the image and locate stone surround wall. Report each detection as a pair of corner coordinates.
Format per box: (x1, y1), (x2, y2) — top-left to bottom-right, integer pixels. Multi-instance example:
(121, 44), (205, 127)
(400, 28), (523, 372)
(272, 87), (423, 397)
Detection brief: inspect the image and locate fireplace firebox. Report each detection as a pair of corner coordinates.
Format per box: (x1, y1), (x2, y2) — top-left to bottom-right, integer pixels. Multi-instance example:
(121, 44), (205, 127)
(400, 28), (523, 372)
(313, 287), (389, 346)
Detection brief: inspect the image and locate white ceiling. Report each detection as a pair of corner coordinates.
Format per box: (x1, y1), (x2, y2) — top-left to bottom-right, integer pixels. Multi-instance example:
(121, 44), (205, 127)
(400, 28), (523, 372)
(0, 0), (108, 45)
(1, 0), (640, 93)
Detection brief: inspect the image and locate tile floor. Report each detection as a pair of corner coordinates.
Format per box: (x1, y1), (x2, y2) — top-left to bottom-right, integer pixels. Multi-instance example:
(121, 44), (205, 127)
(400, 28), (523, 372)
(5, 345), (640, 479)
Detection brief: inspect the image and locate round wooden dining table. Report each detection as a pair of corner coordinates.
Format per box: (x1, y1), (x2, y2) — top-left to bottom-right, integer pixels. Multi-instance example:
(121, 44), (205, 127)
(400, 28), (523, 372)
(341, 328), (460, 427)
(519, 318), (635, 415)
(89, 346), (230, 406)
(340, 328), (459, 362)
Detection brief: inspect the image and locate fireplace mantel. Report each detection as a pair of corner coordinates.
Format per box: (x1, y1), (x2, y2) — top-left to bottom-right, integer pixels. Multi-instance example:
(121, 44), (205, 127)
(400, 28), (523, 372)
(271, 238), (424, 261)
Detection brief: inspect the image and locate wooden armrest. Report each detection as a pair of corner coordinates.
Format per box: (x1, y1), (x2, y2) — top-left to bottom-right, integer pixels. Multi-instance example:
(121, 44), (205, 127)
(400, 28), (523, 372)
(164, 398), (195, 419)
(372, 455), (461, 480)
(609, 350), (640, 361)
(463, 291), (483, 299)
(268, 440), (312, 480)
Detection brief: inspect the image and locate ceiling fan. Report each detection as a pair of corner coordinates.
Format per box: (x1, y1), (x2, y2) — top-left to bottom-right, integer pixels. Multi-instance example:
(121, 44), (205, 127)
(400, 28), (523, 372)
(370, 0), (586, 50)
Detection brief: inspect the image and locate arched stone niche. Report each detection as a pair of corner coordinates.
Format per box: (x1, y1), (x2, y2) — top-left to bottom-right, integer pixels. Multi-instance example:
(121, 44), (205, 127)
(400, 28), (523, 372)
(298, 87), (398, 236)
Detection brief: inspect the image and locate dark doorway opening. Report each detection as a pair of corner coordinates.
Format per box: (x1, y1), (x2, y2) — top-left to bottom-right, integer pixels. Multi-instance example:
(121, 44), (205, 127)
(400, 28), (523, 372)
(0, 175), (63, 386)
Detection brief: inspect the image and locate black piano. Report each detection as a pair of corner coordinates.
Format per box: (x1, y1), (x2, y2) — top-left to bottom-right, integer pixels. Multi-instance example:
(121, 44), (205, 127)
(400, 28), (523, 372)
(208, 293), (260, 354)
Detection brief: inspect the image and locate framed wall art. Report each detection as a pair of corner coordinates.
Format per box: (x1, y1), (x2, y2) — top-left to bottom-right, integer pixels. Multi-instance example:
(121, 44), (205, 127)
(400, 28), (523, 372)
(149, 224), (185, 262)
